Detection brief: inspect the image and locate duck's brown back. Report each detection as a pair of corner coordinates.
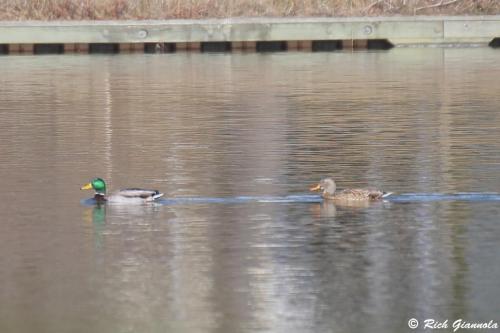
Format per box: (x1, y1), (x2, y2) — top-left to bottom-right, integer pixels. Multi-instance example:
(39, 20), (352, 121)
(333, 188), (384, 201)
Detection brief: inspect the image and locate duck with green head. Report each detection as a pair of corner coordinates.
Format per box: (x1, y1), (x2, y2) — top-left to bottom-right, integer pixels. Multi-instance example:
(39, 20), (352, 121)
(81, 178), (164, 204)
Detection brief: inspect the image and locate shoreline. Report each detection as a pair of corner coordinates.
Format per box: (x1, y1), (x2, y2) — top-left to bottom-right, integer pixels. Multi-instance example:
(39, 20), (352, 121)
(1, 0), (498, 20)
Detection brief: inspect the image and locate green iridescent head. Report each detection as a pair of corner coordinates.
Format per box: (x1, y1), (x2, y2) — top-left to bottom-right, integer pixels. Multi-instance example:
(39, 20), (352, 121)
(81, 178), (107, 193)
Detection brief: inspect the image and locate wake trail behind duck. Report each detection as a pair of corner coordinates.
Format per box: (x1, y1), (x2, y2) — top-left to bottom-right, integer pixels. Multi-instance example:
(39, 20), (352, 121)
(82, 193), (500, 206)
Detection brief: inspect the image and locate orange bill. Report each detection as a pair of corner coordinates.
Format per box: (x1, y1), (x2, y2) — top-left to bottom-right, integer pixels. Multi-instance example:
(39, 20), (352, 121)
(309, 184), (321, 192)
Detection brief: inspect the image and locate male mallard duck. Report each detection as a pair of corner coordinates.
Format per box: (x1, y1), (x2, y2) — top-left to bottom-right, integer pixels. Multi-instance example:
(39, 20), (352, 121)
(81, 178), (164, 204)
(310, 178), (391, 201)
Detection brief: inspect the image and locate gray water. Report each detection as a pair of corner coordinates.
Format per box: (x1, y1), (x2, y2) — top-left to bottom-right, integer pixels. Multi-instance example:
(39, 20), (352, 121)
(1, 48), (500, 333)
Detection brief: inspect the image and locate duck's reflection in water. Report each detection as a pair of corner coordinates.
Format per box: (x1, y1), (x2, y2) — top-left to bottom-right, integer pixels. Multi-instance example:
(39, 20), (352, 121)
(309, 202), (337, 218)
(309, 199), (388, 218)
(83, 203), (164, 248)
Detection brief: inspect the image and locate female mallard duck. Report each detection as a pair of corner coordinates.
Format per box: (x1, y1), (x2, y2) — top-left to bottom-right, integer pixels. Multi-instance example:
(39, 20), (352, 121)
(81, 178), (164, 204)
(310, 178), (391, 201)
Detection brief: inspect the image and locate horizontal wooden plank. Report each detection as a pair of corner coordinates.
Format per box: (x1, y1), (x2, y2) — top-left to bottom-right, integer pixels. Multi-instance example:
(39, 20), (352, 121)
(0, 16), (498, 46)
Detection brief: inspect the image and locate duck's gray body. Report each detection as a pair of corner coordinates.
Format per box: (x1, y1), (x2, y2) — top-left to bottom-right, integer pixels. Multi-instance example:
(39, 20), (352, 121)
(116, 188), (164, 200)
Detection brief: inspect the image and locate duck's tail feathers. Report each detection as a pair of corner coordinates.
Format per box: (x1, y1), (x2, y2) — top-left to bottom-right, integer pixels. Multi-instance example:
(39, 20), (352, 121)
(382, 192), (393, 198)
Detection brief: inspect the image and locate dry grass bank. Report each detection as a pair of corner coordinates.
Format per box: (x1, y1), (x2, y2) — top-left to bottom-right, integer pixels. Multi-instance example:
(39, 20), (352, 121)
(0, 0), (498, 20)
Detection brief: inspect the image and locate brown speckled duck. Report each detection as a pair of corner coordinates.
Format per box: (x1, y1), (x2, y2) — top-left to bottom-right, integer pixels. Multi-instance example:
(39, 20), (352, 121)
(310, 178), (392, 202)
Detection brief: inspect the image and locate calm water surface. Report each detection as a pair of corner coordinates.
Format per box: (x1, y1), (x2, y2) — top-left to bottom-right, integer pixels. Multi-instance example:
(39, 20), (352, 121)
(1, 49), (500, 332)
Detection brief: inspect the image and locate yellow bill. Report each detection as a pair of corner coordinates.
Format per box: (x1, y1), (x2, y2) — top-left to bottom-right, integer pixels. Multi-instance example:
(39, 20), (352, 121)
(81, 183), (93, 190)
